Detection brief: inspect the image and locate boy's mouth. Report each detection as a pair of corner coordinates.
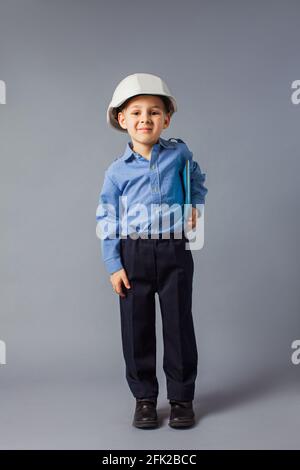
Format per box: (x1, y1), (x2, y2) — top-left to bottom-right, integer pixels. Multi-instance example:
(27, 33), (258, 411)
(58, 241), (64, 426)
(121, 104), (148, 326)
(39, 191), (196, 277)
(138, 128), (152, 131)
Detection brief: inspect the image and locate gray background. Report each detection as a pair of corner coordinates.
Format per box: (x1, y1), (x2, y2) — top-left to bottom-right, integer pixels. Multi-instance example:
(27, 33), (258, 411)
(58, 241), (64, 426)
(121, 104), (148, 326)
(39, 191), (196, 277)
(0, 0), (300, 450)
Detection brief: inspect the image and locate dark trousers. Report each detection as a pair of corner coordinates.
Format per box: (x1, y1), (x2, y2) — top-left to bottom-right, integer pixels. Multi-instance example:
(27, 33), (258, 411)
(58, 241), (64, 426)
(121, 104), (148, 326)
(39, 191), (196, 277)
(119, 232), (198, 401)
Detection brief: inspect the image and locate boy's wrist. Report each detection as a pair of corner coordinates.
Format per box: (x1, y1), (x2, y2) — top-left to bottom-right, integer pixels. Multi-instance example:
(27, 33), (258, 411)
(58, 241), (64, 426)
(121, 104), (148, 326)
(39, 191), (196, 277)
(192, 202), (204, 217)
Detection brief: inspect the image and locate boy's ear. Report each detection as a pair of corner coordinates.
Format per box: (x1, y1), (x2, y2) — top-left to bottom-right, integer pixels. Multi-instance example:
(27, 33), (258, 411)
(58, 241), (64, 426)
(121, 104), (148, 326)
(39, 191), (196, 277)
(117, 111), (128, 130)
(163, 113), (171, 129)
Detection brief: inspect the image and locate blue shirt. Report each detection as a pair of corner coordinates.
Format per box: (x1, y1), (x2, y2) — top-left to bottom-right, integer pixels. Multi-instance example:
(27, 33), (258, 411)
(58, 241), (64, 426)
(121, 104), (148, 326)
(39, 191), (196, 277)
(96, 136), (208, 274)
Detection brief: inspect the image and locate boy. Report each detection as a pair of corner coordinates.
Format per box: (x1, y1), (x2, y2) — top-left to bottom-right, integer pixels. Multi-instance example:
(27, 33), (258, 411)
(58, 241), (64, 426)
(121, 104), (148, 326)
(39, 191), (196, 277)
(96, 73), (208, 429)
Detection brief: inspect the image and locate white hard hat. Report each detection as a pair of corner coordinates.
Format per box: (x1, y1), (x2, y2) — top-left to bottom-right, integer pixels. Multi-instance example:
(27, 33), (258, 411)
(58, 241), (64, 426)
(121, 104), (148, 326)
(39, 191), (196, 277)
(106, 73), (177, 132)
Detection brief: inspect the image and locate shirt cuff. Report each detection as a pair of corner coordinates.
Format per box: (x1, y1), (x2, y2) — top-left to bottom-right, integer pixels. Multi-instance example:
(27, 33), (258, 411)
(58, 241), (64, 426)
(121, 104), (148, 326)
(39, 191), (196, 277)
(105, 257), (123, 275)
(192, 199), (205, 207)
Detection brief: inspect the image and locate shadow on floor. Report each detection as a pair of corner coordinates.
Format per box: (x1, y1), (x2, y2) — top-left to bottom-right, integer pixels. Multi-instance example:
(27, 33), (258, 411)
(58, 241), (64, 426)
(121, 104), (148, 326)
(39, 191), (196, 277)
(157, 366), (299, 427)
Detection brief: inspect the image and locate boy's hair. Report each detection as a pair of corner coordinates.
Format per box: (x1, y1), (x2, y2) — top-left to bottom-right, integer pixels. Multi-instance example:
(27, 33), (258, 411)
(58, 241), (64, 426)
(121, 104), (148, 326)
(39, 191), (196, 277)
(113, 94), (172, 121)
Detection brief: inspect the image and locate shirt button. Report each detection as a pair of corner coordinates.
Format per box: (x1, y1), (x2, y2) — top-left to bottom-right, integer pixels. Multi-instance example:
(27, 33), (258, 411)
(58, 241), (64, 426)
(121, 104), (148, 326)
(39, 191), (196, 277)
(151, 164), (156, 170)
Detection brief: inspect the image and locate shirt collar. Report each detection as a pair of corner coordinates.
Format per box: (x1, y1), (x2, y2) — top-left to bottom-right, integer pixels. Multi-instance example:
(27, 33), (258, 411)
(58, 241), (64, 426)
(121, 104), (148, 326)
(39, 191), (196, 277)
(120, 136), (174, 162)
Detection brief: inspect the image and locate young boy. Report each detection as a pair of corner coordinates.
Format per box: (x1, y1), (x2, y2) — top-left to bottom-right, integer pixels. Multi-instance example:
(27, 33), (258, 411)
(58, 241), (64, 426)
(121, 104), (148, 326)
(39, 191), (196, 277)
(96, 73), (208, 429)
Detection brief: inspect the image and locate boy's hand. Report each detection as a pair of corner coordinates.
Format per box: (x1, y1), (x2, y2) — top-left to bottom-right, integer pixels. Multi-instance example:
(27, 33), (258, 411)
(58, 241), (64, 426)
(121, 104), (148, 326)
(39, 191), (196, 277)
(110, 268), (131, 298)
(187, 207), (200, 229)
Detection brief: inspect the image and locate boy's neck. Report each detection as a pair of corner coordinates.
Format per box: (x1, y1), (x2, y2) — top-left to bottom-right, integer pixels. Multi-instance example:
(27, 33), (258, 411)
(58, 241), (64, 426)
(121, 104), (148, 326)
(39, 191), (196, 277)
(130, 138), (160, 161)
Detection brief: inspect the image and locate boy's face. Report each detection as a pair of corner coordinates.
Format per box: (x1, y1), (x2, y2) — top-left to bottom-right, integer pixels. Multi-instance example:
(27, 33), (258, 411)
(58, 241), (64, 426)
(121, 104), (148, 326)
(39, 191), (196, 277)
(117, 95), (171, 147)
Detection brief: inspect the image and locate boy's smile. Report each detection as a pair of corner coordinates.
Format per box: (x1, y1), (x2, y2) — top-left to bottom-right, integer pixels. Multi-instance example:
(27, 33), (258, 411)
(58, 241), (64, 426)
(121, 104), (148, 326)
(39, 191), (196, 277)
(117, 94), (171, 160)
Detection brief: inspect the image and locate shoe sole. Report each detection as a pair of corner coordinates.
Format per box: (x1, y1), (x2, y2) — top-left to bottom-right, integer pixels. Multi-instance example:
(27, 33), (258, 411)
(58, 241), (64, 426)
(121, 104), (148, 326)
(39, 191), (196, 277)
(133, 420), (158, 429)
(168, 419), (195, 428)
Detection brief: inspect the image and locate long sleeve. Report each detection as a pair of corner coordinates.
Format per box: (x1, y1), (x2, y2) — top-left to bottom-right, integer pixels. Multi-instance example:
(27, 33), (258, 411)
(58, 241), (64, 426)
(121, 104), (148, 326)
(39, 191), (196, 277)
(96, 170), (123, 275)
(181, 142), (208, 207)
(178, 139), (208, 207)
(190, 158), (208, 207)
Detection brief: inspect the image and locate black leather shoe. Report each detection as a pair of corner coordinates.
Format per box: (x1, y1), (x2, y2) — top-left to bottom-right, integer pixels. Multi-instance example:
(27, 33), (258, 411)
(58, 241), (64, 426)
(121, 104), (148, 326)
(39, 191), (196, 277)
(133, 398), (158, 429)
(168, 400), (195, 428)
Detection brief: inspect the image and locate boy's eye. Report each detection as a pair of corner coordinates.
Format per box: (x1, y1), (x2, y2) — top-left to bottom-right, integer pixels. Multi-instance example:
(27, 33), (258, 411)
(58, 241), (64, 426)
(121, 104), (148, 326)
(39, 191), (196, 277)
(131, 111), (159, 115)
